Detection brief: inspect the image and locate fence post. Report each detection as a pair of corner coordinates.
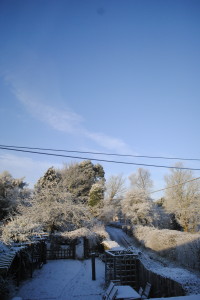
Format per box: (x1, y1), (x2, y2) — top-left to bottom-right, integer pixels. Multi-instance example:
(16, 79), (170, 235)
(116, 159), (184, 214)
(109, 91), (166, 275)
(91, 253), (96, 280)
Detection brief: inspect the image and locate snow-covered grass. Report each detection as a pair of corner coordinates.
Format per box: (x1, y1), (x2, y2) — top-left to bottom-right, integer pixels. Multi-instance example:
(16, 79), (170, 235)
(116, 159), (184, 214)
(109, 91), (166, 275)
(132, 225), (200, 270)
(107, 226), (200, 296)
(12, 258), (106, 300)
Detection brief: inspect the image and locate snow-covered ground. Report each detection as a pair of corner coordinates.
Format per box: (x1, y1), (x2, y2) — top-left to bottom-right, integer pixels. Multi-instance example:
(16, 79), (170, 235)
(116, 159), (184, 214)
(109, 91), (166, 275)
(106, 226), (200, 295)
(10, 226), (200, 299)
(13, 258), (105, 300)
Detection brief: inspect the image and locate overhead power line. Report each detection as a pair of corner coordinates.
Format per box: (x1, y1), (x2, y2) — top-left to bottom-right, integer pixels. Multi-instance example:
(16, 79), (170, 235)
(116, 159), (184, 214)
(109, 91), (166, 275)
(150, 176), (200, 194)
(1, 145), (200, 171)
(0, 144), (200, 161)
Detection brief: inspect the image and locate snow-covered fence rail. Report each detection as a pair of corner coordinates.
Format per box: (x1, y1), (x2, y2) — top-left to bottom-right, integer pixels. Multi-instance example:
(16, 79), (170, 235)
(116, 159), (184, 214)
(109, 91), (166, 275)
(0, 239), (47, 296)
(0, 250), (18, 274)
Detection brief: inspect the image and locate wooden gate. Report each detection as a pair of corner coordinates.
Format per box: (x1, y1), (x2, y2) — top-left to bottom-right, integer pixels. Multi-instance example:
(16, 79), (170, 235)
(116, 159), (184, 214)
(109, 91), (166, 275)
(46, 247), (75, 260)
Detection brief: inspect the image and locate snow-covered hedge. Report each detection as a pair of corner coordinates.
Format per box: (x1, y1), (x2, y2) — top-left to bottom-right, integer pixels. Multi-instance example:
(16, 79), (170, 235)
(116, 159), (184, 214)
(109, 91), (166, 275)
(59, 224), (109, 248)
(132, 225), (200, 270)
(60, 224), (108, 240)
(1, 216), (43, 244)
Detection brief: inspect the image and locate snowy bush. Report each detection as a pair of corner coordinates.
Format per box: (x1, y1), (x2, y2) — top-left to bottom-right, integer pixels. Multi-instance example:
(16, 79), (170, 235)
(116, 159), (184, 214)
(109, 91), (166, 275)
(1, 215), (43, 244)
(92, 224), (109, 240)
(132, 225), (200, 270)
(122, 190), (155, 226)
(59, 224), (109, 248)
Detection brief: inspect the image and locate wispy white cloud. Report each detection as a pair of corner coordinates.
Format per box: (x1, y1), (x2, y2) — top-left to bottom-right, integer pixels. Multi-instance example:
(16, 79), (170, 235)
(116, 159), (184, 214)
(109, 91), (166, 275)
(84, 131), (131, 153)
(12, 86), (132, 153)
(16, 88), (83, 134)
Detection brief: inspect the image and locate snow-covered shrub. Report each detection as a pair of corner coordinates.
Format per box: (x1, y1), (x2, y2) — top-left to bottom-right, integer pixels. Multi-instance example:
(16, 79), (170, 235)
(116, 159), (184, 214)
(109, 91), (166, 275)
(164, 165), (200, 232)
(122, 190), (155, 226)
(0, 171), (31, 221)
(92, 224), (109, 240)
(59, 224), (109, 252)
(101, 240), (120, 250)
(60, 227), (92, 240)
(132, 225), (200, 270)
(1, 215), (43, 244)
(176, 233), (200, 269)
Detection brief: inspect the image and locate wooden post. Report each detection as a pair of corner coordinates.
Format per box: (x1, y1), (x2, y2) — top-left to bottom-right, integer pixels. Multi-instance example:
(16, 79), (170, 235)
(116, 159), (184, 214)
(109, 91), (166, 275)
(17, 252), (21, 286)
(30, 245), (33, 278)
(91, 253), (96, 280)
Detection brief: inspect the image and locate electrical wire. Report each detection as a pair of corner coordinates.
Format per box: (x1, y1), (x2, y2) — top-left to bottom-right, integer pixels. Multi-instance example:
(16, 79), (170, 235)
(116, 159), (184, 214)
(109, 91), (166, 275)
(1, 145), (200, 171)
(150, 176), (200, 194)
(0, 144), (200, 161)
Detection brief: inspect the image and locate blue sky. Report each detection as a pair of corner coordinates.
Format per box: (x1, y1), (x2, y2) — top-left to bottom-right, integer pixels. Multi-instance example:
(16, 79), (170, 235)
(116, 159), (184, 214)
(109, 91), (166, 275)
(0, 0), (200, 197)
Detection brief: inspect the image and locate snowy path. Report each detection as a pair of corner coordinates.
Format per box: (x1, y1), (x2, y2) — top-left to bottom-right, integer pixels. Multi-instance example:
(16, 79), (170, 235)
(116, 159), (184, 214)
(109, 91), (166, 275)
(14, 259), (105, 300)
(106, 226), (138, 249)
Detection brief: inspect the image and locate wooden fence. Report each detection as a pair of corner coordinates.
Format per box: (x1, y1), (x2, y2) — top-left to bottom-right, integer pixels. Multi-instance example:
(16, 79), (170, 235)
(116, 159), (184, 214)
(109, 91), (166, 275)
(105, 249), (138, 289)
(46, 247), (75, 260)
(137, 259), (186, 298)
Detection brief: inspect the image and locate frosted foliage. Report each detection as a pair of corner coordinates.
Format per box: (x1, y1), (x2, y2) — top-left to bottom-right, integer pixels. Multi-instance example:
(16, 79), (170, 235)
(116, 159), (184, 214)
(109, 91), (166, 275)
(1, 215), (43, 243)
(0, 171), (29, 220)
(100, 204), (117, 222)
(164, 164), (200, 232)
(129, 168), (153, 193)
(122, 190), (155, 226)
(33, 186), (91, 232)
(35, 167), (61, 190)
(101, 174), (126, 221)
(2, 183), (92, 243)
(88, 182), (104, 207)
(132, 225), (200, 270)
(105, 174), (126, 202)
(60, 160), (105, 202)
(60, 224), (109, 247)
(92, 224), (109, 240)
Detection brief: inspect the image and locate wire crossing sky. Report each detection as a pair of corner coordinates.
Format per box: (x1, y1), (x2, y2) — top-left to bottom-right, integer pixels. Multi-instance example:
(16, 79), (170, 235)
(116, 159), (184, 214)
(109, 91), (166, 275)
(1, 144), (200, 161)
(1, 145), (200, 171)
(0, 0), (200, 196)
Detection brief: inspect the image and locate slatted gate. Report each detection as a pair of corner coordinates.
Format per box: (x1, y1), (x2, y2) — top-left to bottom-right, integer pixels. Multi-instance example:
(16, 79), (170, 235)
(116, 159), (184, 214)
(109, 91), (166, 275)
(46, 247), (75, 259)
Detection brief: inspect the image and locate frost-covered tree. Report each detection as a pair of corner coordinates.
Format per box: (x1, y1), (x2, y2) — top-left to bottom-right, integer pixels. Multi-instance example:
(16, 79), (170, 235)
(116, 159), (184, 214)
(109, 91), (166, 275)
(32, 167), (92, 232)
(33, 186), (91, 232)
(0, 171), (30, 220)
(1, 162), (106, 243)
(129, 168), (153, 194)
(164, 163), (200, 232)
(121, 190), (155, 226)
(121, 169), (155, 226)
(2, 183), (92, 243)
(101, 174), (126, 222)
(88, 183), (104, 207)
(60, 160), (105, 203)
(88, 182), (104, 217)
(35, 166), (61, 191)
(105, 174), (126, 203)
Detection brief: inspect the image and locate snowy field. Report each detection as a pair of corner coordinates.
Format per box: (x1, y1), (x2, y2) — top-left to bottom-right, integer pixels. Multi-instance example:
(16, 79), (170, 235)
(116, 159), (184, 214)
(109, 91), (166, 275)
(13, 258), (105, 300)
